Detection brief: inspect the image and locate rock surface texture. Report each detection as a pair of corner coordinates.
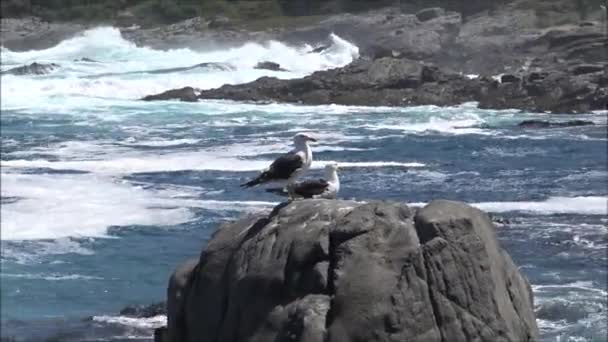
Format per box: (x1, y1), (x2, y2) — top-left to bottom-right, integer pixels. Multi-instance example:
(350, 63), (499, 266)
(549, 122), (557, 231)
(158, 199), (539, 342)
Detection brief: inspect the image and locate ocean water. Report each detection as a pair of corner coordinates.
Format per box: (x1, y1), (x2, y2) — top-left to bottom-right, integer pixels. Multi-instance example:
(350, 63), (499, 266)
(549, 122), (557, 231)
(1, 27), (607, 341)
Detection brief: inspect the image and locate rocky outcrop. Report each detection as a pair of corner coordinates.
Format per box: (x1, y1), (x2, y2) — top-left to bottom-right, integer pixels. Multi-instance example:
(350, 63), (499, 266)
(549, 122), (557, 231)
(254, 61), (287, 72)
(1, 62), (59, 75)
(476, 65), (607, 113)
(517, 119), (595, 129)
(157, 199), (539, 342)
(142, 87), (198, 102)
(196, 57), (479, 107)
(192, 56), (607, 113)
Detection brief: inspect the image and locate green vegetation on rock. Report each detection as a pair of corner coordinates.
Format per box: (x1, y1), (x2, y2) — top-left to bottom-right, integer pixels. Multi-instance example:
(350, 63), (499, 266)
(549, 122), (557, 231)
(1, 0), (605, 26)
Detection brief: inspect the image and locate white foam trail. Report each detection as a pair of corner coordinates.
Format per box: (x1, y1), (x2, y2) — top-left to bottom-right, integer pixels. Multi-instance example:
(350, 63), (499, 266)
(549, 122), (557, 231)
(1, 273), (102, 281)
(532, 281), (608, 296)
(314, 161), (426, 169)
(92, 315), (167, 330)
(472, 197), (608, 215)
(1, 238), (95, 264)
(1, 154), (270, 173)
(119, 138), (201, 147)
(409, 197), (608, 215)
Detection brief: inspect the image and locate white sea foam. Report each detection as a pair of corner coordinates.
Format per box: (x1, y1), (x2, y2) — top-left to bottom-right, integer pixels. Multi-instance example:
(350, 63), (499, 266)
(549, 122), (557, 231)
(0, 173), (195, 240)
(532, 281), (608, 296)
(471, 196), (608, 215)
(409, 197), (608, 215)
(314, 161), (426, 169)
(92, 315), (167, 330)
(2, 139), (425, 174)
(1, 237), (95, 264)
(1, 28), (358, 110)
(0, 171), (281, 240)
(1, 273), (102, 281)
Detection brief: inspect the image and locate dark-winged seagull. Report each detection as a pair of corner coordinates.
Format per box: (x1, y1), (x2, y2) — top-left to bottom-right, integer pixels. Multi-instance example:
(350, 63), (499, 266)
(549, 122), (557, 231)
(287, 163), (340, 199)
(241, 133), (316, 188)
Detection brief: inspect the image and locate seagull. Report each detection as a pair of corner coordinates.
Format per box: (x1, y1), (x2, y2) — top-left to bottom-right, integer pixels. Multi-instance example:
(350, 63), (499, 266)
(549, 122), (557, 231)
(286, 163), (340, 199)
(241, 133), (316, 188)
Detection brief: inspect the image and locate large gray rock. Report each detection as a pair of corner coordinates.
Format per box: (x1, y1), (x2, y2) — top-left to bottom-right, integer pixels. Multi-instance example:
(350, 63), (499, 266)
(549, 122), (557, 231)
(162, 199), (539, 342)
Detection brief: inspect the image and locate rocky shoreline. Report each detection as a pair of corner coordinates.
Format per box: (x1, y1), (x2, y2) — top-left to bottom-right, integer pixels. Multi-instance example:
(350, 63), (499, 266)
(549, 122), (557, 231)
(3, 2), (607, 113)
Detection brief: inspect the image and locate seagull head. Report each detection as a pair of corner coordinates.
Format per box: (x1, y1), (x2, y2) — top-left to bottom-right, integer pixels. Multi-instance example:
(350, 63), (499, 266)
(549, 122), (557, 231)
(324, 162), (339, 173)
(293, 133), (317, 145)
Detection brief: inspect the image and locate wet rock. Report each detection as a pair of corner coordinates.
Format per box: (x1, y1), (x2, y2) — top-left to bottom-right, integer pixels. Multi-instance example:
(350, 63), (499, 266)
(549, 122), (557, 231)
(142, 87), (198, 102)
(517, 120), (596, 129)
(310, 45), (329, 54)
(416, 7), (445, 22)
(119, 302), (166, 318)
(154, 326), (168, 342)
(254, 61), (287, 72)
(571, 64), (604, 75)
(73, 57), (98, 63)
(160, 199), (539, 341)
(501, 74), (520, 83)
(2, 62), (59, 75)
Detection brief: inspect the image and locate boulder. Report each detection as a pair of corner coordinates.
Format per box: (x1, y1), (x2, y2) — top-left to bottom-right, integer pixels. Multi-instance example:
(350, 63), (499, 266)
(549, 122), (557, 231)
(142, 87), (198, 102)
(2, 62), (59, 75)
(416, 7), (445, 22)
(162, 199), (539, 342)
(254, 61), (288, 72)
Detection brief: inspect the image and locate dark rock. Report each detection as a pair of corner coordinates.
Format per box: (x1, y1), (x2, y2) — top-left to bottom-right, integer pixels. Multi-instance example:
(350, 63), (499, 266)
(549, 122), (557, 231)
(416, 7), (445, 22)
(2, 62), (59, 75)
(73, 58), (98, 63)
(501, 74), (520, 83)
(254, 61), (287, 72)
(310, 45), (329, 54)
(161, 199), (539, 342)
(167, 258), (198, 342)
(527, 72), (548, 82)
(119, 302), (165, 318)
(189, 54), (607, 113)
(491, 216), (511, 225)
(142, 87), (198, 102)
(571, 64), (604, 75)
(154, 327), (167, 342)
(517, 119), (596, 129)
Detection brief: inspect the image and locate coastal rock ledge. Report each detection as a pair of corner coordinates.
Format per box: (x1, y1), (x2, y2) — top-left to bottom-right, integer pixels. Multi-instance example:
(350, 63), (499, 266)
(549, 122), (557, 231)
(157, 199), (539, 342)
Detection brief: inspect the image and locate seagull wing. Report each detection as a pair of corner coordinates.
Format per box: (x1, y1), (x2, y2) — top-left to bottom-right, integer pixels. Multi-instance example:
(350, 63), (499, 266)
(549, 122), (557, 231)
(292, 178), (329, 198)
(241, 152), (304, 188)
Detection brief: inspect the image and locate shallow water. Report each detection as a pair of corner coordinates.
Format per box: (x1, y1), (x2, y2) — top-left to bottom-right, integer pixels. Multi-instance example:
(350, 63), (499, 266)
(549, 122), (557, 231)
(1, 27), (607, 341)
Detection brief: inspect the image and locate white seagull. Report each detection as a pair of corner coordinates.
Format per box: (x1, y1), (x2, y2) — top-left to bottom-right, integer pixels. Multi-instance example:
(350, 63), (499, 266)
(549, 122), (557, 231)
(241, 133), (316, 188)
(287, 163), (340, 199)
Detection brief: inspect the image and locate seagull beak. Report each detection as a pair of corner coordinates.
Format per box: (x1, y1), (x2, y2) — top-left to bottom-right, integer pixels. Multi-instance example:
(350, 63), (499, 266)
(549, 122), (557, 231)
(307, 137), (317, 142)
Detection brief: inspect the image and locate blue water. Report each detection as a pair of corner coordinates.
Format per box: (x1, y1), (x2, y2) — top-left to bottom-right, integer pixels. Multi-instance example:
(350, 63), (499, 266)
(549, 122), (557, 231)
(1, 27), (607, 341)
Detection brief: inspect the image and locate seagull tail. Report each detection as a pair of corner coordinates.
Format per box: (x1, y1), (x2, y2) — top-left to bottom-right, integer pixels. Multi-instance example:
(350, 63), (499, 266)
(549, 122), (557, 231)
(241, 172), (268, 188)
